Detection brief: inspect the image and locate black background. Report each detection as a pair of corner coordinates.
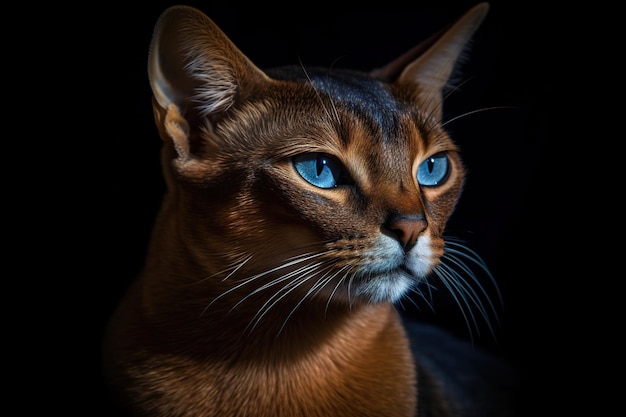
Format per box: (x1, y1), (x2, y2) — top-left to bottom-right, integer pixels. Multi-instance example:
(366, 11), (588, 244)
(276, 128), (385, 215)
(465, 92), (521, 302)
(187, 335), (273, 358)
(40, 0), (564, 414)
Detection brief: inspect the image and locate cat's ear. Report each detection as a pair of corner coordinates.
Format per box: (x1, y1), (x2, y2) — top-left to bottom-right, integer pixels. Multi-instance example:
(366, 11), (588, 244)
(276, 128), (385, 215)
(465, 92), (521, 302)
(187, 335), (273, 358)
(148, 5), (270, 160)
(371, 2), (489, 121)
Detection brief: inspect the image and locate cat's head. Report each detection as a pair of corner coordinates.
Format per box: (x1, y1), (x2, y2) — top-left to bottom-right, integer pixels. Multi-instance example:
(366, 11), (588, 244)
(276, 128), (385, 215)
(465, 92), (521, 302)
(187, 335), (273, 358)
(147, 4), (489, 306)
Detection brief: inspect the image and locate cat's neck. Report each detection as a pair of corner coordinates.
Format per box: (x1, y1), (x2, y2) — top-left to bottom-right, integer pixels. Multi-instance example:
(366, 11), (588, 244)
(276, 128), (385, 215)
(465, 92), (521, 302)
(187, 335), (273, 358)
(131, 277), (403, 358)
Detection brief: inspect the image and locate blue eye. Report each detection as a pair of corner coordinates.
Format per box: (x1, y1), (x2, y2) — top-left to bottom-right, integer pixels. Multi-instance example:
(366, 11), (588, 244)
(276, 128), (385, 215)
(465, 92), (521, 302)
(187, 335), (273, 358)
(417, 152), (449, 186)
(293, 153), (348, 189)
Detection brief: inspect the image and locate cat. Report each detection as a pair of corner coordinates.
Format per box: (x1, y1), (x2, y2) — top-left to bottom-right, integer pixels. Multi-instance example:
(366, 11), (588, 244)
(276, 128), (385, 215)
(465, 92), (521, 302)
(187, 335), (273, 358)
(102, 3), (520, 416)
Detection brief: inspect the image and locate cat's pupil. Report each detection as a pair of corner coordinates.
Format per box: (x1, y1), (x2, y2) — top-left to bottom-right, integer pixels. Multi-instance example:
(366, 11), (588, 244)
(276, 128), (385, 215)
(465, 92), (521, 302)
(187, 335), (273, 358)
(316, 156), (330, 176)
(293, 152), (348, 189)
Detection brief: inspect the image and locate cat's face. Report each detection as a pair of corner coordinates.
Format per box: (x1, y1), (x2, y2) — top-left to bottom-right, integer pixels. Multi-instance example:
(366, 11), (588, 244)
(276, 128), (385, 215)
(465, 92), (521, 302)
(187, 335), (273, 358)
(163, 67), (464, 306)
(148, 4), (486, 309)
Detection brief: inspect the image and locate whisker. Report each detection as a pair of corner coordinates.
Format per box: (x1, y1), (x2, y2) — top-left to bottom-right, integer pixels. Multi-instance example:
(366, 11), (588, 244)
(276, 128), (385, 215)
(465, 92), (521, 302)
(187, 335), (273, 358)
(198, 255), (255, 316)
(437, 258), (499, 339)
(347, 272), (357, 309)
(276, 263), (343, 336)
(398, 283), (426, 312)
(443, 250), (502, 322)
(206, 251), (326, 310)
(187, 253), (253, 288)
(298, 57), (341, 125)
(245, 262), (325, 334)
(445, 238), (503, 306)
(443, 76), (474, 100)
(423, 237), (504, 345)
(442, 106), (518, 127)
(431, 267), (478, 342)
(324, 265), (353, 316)
(220, 254), (254, 282)
(236, 260), (323, 315)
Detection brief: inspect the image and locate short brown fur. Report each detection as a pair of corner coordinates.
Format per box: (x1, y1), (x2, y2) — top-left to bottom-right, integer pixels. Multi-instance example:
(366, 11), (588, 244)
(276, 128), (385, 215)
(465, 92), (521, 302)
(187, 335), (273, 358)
(102, 4), (511, 417)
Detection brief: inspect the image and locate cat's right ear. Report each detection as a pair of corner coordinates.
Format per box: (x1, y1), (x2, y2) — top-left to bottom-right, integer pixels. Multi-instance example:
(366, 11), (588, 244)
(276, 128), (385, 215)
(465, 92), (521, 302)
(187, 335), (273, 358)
(371, 3), (489, 122)
(148, 6), (271, 161)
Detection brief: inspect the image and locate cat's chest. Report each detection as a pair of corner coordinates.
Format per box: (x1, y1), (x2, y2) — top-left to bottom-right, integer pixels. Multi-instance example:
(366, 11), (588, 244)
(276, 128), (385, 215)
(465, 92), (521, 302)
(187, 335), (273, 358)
(119, 302), (417, 417)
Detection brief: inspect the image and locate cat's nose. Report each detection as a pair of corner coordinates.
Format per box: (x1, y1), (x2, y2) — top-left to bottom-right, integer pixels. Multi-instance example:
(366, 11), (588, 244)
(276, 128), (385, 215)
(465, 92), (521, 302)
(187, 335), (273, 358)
(384, 214), (427, 250)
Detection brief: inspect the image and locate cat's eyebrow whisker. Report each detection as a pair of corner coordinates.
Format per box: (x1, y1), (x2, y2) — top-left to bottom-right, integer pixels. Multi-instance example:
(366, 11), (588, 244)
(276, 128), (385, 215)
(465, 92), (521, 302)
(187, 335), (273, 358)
(444, 76), (474, 100)
(426, 76), (517, 130)
(423, 74), (475, 129)
(297, 57), (341, 126)
(442, 106), (518, 128)
(419, 75), (449, 128)
(422, 76), (466, 127)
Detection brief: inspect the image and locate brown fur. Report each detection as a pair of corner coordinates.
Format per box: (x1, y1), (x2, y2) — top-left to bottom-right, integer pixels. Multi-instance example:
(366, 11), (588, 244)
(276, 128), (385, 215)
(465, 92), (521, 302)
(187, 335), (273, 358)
(103, 4), (495, 416)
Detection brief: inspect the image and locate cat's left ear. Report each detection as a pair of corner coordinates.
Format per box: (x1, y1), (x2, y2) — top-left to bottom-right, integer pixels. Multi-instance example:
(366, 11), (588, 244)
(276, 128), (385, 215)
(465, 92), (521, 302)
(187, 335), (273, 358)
(371, 2), (489, 121)
(147, 5), (271, 162)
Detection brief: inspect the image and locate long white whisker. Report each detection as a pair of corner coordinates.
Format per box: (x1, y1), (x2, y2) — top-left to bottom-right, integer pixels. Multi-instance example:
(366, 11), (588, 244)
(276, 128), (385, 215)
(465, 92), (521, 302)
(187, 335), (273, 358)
(245, 263), (324, 334)
(221, 254), (254, 282)
(324, 265), (353, 316)
(190, 254), (253, 288)
(443, 251), (501, 325)
(396, 283), (423, 312)
(276, 263), (343, 336)
(423, 237), (504, 345)
(236, 260), (323, 315)
(414, 280), (439, 312)
(198, 255), (254, 316)
(207, 251), (325, 310)
(432, 267), (476, 340)
(445, 238), (503, 307)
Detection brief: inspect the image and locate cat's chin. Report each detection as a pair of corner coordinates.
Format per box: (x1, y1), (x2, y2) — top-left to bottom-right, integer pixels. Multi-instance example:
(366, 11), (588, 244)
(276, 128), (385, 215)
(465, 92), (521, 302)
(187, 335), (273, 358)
(352, 270), (415, 304)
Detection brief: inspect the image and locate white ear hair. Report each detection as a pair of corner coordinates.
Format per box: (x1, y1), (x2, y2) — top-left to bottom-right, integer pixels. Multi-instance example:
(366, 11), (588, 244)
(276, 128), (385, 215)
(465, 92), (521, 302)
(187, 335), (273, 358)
(148, 5), (269, 120)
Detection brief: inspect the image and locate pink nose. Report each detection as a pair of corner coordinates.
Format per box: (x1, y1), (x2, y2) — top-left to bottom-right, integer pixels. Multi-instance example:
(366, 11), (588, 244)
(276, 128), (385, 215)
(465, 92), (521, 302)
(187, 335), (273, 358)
(385, 215), (427, 250)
